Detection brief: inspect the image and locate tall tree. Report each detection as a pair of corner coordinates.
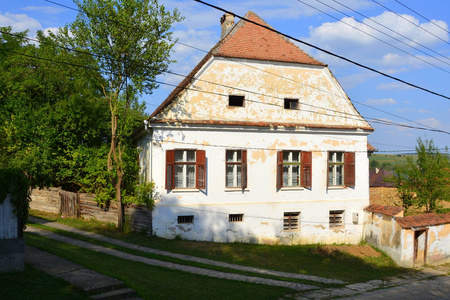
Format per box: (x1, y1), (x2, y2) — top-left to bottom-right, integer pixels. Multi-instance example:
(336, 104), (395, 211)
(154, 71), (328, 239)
(55, 0), (182, 228)
(392, 138), (449, 213)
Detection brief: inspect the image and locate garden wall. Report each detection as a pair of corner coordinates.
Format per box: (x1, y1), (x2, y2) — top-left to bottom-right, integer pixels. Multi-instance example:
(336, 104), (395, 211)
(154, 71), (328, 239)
(30, 188), (152, 234)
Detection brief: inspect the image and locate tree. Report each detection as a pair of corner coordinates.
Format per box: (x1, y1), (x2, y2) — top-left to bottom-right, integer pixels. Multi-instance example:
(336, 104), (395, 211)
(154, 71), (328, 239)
(391, 138), (450, 213)
(55, 0), (182, 229)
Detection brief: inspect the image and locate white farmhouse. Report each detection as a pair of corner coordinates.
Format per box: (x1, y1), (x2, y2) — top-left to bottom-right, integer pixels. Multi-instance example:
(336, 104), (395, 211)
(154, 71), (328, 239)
(135, 12), (374, 244)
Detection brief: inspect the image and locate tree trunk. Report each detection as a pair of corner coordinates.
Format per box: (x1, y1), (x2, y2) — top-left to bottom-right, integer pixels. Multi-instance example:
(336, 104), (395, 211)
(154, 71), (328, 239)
(116, 171), (123, 230)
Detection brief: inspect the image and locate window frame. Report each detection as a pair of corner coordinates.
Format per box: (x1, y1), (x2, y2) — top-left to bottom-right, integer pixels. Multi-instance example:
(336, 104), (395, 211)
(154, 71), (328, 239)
(276, 150), (312, 189)
(283, 212), (300, 231)
(327, 151), (355, 188)
(166, 149), (206, 190)
(225, 150), (247, 189)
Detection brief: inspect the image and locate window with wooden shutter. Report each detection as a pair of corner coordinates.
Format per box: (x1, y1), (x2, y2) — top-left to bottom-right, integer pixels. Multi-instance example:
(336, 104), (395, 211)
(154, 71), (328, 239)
(344, 152), (355, 187)
(301, 151), (312, 188)
(196, 150), (206, 189)
(225, 150), (247, 188)
(165, 150), (175, 189)
(276, 151), (283, 189)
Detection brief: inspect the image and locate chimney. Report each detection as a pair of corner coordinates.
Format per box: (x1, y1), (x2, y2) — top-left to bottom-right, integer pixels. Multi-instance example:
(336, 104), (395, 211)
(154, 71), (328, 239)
(220, 13), (234, 38)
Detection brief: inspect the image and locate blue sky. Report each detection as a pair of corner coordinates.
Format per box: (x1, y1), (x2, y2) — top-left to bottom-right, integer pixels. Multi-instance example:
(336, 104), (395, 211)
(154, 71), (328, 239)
(1, 0), (450, 153)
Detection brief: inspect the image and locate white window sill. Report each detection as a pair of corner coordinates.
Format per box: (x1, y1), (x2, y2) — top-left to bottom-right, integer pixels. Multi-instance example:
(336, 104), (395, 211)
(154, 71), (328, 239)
(280, 186), (304, 191)
(224, 188), (250, 192)
(327, 186), (346, 190)
(170, 188), (200, 193)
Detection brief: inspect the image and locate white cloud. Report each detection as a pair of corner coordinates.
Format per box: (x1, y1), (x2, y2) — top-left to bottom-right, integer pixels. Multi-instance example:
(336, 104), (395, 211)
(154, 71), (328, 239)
(376, 82), (415, 91)
(306, 11), (449, 71)
(418, 108), (429, 113)
(0, 11), (42, 36)
(416, 118), (442, 128)
(366, 98), (397, 105)
(396, 107), (415, 112)
(21, 6), (66, 14)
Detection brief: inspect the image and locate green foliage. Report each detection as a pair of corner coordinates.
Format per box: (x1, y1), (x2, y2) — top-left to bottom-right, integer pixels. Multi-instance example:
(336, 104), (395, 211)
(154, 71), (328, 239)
(0, 169), (31, 226)
(390, 138), (450, 213)
(123, 179), (156, 209)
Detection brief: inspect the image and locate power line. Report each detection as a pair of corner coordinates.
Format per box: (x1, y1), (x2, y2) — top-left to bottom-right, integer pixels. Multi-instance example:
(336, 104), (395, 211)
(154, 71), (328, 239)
(310, 0), (450, 70)
(329, 0), (450, 64)
(393, 0), (450, 35)
(372, 0), (450, 46)
(40, 0), (446, 133)
(194, 0), (450, 101)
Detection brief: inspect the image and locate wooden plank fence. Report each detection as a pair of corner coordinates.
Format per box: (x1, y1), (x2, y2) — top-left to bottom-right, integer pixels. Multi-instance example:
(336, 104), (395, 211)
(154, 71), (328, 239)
(59, 190), (80, 218)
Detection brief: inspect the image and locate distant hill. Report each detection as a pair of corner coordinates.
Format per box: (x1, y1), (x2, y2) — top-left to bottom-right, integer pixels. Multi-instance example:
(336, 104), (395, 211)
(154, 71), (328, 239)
(369, 154), (417, 171)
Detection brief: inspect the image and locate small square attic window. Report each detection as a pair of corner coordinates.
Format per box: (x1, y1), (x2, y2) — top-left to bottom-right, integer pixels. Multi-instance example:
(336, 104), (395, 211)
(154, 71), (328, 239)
(229, 95), (244, 107)
(284, 98), (299, 109)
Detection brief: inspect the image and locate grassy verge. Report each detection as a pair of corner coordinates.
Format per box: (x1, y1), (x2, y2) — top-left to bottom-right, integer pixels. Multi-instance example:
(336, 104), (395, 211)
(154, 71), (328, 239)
(26, 233), (295, 300)
(0, 264), (89, 300)
(30, 210), (409, 282)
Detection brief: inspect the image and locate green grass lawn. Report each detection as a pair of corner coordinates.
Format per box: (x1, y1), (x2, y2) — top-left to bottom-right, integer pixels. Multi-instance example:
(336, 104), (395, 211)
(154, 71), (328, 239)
(29, 210), (409, 283)
(0, 264), (89, 300)
(25, 233), (294, 300)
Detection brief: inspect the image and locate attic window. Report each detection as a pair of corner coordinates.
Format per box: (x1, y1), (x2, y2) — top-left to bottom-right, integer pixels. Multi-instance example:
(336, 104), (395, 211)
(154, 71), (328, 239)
(284, 98), (299, 110)
(229, 95), (244, 107)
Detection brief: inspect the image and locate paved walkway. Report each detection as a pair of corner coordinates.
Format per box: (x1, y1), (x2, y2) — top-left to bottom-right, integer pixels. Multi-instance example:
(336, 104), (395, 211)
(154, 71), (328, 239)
(26, 245), (143, 300)
(26, 216), (450, 299)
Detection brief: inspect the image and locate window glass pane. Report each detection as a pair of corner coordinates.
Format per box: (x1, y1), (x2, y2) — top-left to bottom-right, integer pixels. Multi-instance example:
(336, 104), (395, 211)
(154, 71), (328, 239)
(175, 150), (184, 162)
(186, 165), (195, 188)
(328, 166), (333, 186)
(329, 152), (334, 162)
(292, 151), (300, 162)
(335, 152), (343, 162)
(226, 165), (234, 187)
(236, 165), (242, 187)
(292, 165), (299, 186)
(175, 165), (184, 188)
(226, 151), (234, 162)
(283, 165), (289, 186)
(283, 151), (290, 162)
(336, 165), (343, 185)
(186, 150), (195, 162)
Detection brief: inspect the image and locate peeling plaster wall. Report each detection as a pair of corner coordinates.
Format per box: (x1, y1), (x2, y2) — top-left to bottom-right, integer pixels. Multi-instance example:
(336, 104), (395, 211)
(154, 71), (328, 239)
(146, 125), (370, 244)
(364, 212), (403, 264)
(426, 224), (450, 265)
(157, 58), (371, 130)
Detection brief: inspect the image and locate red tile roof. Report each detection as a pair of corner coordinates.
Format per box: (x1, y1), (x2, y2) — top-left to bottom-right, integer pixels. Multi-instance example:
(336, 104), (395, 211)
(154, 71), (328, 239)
(216, 12), (326, 66)
(365, 204), (404, 216)
(395, 213), (450, 229)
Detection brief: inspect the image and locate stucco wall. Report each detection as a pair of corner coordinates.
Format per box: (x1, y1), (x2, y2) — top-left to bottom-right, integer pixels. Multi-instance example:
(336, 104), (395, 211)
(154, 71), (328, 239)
(364, 211), (403, 264)
(142, 126), (370, 244)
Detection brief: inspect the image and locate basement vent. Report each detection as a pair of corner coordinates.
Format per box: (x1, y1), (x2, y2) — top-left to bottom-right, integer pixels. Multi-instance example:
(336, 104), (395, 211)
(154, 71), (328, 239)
(283, 212), (300, 230)
(329, 210), (344, 228)
(178, 215), (194, 224)
(229, 214), (244, 222)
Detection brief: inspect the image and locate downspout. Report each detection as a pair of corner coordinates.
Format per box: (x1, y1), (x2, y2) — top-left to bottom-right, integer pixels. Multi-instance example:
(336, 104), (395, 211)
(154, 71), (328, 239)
(143, 120), (153, 182)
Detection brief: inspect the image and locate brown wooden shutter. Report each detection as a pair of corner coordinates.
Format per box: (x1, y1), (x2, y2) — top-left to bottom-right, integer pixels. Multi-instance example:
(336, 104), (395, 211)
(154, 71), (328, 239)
(166, 150), (175, 189)
(196, 150), (206, 189)
(344, 152), (355, 187)
(301, 151), (312, 188)
(276, 151), (283, 189)
(241, 150), (247, 189)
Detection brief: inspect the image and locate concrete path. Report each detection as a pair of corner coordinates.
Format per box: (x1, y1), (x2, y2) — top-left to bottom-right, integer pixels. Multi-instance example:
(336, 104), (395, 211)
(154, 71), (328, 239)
(290, 267), (449, 299)
(25, 245), (143, 300)
(28, 216), (343, 285)
(25, 226), (317, 291)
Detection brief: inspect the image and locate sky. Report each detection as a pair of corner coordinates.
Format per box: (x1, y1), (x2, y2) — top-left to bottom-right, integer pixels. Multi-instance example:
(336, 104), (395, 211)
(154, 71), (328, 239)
(1, 0), (450, 153)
